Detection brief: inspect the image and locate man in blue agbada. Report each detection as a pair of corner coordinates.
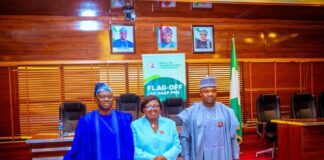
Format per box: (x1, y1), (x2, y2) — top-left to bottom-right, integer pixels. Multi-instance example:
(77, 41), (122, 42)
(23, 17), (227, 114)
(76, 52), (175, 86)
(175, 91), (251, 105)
(64, 82), (134, 160)
(178, 76), (240, 160)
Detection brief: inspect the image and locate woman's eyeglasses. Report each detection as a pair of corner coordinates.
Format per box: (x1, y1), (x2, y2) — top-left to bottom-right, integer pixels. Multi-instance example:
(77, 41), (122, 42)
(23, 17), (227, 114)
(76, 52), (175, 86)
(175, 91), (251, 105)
(145, 105), (160, 110)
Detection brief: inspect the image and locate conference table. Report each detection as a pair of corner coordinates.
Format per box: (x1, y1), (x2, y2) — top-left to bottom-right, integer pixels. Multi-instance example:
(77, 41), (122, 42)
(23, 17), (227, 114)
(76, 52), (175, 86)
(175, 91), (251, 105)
(26, 133), (73, 160)
(271, 118), (324, 160)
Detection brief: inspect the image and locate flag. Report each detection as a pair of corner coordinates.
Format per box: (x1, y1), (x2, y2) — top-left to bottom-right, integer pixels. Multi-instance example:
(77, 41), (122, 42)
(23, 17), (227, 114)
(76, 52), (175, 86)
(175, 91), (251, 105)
(230, 36), (243, 143)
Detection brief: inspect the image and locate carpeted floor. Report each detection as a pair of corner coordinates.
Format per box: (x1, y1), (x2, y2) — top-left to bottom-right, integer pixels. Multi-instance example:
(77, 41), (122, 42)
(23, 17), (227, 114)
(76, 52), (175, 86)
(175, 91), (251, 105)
(240, 150), (273, 160)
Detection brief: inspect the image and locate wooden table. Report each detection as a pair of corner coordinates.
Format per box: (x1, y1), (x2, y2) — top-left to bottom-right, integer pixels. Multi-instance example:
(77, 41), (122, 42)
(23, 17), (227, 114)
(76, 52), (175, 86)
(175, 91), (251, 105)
(26, 133), (74, 160)
(271, 118), (324, 160)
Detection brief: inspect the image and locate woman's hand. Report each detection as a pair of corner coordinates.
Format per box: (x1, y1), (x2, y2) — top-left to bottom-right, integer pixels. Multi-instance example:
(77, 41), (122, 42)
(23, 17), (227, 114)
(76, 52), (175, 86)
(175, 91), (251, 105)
(153, 155), (167, 160)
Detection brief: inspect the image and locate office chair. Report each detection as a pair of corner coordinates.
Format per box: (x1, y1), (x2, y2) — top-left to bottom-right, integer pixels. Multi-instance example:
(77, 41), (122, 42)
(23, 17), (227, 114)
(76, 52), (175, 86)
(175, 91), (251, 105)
(319, 92), (324, 118)
(162, 97), (186, 126)
(59, 101), (87, 133)
(116, 93), (141, 121)
(255, 94), (281, 159)
(291, 93), (317, 119)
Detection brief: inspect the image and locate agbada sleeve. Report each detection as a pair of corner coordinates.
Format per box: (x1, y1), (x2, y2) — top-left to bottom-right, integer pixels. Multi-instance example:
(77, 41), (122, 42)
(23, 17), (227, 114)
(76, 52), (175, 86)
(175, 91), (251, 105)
(177, 109), (191, 160)
(64, 117), (90, 160)
(121, 113), (135, 160)
(228, 109), (240, 160)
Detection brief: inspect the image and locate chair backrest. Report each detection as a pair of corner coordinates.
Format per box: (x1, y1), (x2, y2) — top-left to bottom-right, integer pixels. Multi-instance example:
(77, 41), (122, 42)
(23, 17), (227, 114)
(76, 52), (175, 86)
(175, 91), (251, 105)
(319, 92), (324, 118)
(256, 94), (281, 123)
(59, 101), (86, 133)
(162, 97), (186, 126)
(116, 93), (140, 121)
(291, 93), (317, 119)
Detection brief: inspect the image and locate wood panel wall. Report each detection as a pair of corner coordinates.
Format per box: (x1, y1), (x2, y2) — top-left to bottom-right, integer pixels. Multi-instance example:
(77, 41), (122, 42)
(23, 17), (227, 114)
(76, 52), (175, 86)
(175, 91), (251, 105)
(0, 0), (324, 145)
(0, 16), (323, 61)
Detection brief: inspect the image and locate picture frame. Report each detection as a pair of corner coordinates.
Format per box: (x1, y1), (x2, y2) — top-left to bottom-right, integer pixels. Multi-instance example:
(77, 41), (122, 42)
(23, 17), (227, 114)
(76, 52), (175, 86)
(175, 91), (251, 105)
(110, 24), (135, 54)
(192, 2), (213, 9)
(160, 1), (176, 8)
(156, 26), (177, 51)
(192, 25), (215, 53)
(111, 0), (125, 8)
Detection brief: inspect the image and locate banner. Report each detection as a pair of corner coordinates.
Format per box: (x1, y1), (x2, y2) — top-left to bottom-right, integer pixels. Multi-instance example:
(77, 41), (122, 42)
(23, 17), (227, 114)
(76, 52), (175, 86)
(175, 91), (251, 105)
(230, 37), (243, 143)
(142, 53), (186, 101)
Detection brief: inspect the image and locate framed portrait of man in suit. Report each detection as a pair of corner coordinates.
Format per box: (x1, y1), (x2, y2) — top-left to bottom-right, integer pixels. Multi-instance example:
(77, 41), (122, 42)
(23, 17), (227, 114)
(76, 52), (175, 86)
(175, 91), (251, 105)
(110, 24), (135, 54)
(192, 3), (213, 9)
(111, 0), (125, 8)
(156, 26), (177, 51)
(192, 25), (214, 53)
(160, 1), (176, 8)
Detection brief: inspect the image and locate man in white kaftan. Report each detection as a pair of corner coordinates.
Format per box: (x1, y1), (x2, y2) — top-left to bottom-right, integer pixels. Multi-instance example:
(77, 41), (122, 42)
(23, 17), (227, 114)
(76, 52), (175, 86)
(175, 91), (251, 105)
(178, 76), (240, 160)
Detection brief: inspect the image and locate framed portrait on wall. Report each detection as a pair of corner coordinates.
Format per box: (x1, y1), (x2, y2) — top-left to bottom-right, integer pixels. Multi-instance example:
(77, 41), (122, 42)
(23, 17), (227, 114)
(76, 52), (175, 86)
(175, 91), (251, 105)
(192, 3), (213, 9)
(156, 26), (177, 51)
(192, 25), (214, 53)
(160, 1), (176, 8)
(110, 24), (135, 54)
(111, 0), (125, 8)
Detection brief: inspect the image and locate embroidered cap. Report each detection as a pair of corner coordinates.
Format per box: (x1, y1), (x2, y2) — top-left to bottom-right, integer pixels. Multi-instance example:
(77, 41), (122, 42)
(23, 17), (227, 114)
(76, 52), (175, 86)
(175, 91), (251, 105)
(119, 27), (127, 33)
(199, 29), (208, 35)
(94, 82), (112, 97)
(200, 76), (216, 89)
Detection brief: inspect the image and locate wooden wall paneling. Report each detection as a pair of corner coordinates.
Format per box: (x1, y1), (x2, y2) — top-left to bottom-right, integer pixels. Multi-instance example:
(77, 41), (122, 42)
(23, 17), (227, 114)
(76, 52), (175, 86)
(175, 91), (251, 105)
(0, 67), (12, 136)
(242, 62), (276, 126)
(264, 23), (324, 57)
(1, 0), (324, 21)
(276, 62), (301, 90)
(300, 62), (313, 93)
(1, 16), (324, 62)
(0, 67), (19, 137)
(175, 23), (192, 55)
(151, 2), (190, 17)
(313, 62), (324, 94)
(250, 62), (275, 89)
(0, 16), (106, 61)
(275, 62), (301, 118)
(212, 22), (267, 58)
(134, 23), (156, 55)
(276, 90), (296, 119)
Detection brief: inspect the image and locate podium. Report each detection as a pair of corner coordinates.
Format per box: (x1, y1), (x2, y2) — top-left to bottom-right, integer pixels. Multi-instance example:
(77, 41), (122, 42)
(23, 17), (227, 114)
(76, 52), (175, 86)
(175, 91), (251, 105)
(271, 118), (324, 160)
(26, 133), (73, 159)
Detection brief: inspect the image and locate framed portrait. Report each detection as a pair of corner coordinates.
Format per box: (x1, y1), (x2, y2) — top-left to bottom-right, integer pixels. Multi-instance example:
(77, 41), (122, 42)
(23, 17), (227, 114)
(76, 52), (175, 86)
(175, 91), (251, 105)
(160, 1), (176, 8)
(192, 25), (214, 53)
(110, 24), (135, 54)
(156, 26), (177, 51)
(111, 0), (125, 8)
(192, 3), (213, 9)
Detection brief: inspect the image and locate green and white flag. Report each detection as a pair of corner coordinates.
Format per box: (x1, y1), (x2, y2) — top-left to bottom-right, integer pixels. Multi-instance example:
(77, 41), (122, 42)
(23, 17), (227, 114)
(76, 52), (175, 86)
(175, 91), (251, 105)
(230, 36), (243, 143)
(142, 53), (186, 101)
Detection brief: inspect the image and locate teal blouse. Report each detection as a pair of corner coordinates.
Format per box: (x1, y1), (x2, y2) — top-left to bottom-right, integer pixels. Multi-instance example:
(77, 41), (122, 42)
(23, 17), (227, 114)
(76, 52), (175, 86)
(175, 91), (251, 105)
(131, 116), (181, 160)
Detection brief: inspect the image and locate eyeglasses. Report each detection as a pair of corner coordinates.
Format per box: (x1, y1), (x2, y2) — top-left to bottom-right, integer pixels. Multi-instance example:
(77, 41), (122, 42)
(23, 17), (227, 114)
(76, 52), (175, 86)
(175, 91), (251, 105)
(145, 105), (160, 110)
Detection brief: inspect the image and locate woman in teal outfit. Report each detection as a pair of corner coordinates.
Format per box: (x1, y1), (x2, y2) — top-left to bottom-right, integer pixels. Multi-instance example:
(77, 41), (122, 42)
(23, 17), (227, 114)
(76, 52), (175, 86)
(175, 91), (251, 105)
(131, 95), (181, 160)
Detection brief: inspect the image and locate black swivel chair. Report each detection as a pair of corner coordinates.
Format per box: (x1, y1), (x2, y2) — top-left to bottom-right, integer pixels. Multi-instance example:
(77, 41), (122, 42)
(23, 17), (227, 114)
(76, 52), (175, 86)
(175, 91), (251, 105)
(255, 94), (281, 159)
(116, 93), (141, 121)
(162, 97), (186, 126)
(319, 92), (324, 118)
(291, 93), (317, 119)
(59, 101), (87, 133)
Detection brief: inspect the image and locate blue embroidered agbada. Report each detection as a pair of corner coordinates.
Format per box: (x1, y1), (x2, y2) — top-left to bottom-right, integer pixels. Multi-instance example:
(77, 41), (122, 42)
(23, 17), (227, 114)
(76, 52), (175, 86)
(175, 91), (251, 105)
(178, 102), (240, 160)
(64, 110), (134, 160)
